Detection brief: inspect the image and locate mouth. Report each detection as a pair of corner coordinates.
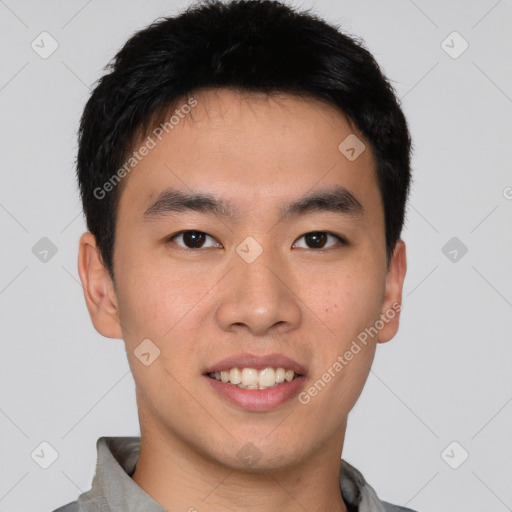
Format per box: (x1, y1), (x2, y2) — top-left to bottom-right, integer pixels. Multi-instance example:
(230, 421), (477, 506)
(202, 353), (307, 411)
(207, 366), (302, 390)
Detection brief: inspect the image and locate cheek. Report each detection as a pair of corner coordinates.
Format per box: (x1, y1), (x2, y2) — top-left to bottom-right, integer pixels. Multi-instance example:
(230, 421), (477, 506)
(297, 273), (381, 422)
(114, 253), (214, 399)
(305, 264), (383, 341)
(115, 252), (207, 342)
(115, 260), (204, 405)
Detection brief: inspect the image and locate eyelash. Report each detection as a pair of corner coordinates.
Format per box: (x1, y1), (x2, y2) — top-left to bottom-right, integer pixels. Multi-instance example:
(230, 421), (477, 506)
(165, 230), (348, 251)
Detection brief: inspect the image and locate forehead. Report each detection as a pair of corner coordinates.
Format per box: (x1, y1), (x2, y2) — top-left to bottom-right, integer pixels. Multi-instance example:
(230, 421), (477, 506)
(118, 88), (381, 221)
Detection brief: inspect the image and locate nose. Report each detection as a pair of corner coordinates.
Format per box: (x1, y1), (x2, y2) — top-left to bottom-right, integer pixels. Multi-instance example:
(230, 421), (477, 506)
(215, 245), (302, 336)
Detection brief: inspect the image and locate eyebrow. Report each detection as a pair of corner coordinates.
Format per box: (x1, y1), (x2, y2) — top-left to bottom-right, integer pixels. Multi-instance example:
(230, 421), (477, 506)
(143, 184), (365, 222)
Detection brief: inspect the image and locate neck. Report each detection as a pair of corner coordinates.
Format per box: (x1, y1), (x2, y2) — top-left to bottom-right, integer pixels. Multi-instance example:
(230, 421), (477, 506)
(131, 421), (348, 512)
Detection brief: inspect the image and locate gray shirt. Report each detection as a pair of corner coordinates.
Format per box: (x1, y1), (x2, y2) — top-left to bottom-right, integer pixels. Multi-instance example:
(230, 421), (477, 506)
(53, 437), (418, 512)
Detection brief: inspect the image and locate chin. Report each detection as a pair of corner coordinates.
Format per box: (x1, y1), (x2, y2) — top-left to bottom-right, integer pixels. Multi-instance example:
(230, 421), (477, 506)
(209, 439), (305, 474)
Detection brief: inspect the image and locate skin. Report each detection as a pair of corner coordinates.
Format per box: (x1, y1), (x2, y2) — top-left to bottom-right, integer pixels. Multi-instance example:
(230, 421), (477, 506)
(78, 88), (407, 512)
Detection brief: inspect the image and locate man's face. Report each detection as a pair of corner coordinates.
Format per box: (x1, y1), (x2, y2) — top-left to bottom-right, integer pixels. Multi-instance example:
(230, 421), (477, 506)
(81, 88), (406, 470)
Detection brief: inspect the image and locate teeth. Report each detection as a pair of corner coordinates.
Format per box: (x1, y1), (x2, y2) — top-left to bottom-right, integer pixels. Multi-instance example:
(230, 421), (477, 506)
(241, 368), (258, 387)
(259, 367), (276, 387)
(208, 367), (299, 389)
(229, 367), (241, 384)
(275, 368), (285, 383)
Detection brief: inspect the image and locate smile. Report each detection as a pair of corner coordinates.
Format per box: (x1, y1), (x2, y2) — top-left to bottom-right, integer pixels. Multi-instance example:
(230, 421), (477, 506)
(207, 367), (300, 389)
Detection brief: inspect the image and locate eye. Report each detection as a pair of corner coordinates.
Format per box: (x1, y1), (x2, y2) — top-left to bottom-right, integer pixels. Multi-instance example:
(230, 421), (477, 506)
(166, 230), (221, 249)
(292, 231), (346, 250)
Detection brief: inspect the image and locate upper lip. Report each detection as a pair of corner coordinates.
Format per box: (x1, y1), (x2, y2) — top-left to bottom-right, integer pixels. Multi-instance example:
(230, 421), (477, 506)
(204, 353), (306, 376)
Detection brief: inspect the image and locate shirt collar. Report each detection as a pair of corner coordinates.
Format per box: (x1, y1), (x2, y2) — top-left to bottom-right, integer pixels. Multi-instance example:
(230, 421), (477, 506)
(78, 436), (388, 512)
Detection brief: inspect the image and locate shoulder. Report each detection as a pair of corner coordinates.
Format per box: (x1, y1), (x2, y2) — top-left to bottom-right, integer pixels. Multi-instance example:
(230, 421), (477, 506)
(51, 500), (80, 512)
(381, 501), (419, 512)
(340, 458), (420, 512)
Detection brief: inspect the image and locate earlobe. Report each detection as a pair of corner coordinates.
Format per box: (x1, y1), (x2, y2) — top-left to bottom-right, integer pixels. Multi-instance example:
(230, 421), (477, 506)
(377, 240), (407, 344)
(77, 231), (123, 339)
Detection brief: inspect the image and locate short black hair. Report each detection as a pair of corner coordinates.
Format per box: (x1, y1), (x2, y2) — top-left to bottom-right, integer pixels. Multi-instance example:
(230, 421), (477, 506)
(76, 0), (412, 282)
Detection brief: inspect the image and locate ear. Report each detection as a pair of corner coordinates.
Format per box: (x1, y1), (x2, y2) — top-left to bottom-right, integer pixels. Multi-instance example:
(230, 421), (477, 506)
(77, 231), (123, 339)
(377, 239), (407, 344)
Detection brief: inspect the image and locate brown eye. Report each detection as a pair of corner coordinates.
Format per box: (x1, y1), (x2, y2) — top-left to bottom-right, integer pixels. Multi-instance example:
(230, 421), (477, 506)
(168, 230), (220, 249)
(293, 231), (345, 250)
(305, 232), (327, 248)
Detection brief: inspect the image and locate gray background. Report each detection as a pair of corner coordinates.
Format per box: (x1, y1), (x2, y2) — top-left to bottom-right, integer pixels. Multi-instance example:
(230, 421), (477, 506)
(0, 0), (511, 511)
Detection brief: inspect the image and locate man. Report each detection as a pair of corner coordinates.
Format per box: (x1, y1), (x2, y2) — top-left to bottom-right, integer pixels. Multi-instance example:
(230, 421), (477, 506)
(55, 0), (415, 510)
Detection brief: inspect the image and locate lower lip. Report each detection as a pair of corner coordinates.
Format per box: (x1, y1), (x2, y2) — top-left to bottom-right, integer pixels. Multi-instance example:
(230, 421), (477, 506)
(204, 375), (306, 411)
